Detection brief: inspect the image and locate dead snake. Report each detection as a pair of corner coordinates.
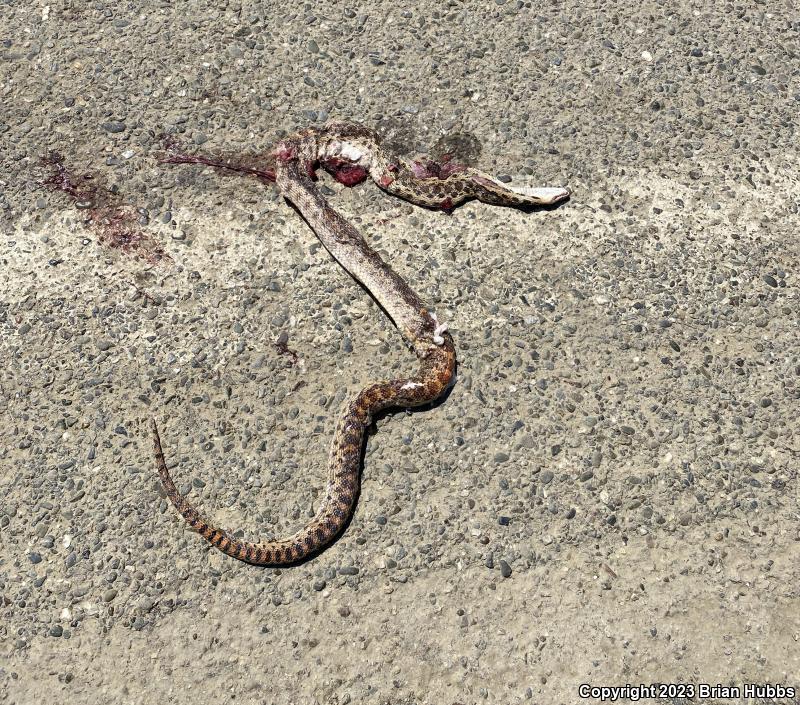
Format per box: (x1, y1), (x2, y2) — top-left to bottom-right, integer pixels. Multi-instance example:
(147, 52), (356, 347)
(151, 121), (569, 565)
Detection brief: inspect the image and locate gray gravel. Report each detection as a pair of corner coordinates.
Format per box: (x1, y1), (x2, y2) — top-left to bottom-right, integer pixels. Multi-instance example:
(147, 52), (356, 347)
(2, 1), (799, 704)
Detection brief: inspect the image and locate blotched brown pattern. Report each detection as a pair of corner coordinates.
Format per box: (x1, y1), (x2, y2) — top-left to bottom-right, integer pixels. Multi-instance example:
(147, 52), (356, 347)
(152, 121), (568, 565)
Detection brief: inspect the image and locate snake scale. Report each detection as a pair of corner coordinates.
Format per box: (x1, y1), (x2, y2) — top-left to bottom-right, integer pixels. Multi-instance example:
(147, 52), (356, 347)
(151, 121), (569, 565)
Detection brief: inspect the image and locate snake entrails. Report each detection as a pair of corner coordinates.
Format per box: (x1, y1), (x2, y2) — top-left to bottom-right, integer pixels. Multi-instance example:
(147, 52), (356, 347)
(152, 121), (569, 565)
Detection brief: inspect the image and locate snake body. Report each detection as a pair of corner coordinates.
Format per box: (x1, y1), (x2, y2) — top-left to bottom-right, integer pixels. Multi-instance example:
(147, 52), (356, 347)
(152, 121), (568, 565)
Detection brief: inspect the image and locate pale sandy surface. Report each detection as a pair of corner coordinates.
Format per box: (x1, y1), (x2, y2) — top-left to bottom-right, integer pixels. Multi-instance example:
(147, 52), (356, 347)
(1, 2), (799, 704)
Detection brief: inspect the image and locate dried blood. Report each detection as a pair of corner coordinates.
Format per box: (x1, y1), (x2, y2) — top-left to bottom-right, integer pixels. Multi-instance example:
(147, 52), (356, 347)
(323, 159), (368, 186)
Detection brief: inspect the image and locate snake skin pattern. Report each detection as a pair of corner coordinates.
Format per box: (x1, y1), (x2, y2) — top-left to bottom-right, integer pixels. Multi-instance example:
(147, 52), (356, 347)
(152, 121), (569, 565)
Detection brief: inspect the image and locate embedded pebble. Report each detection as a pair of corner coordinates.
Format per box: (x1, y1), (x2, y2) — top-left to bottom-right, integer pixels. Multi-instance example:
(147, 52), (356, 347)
(102, 121), (126, 133)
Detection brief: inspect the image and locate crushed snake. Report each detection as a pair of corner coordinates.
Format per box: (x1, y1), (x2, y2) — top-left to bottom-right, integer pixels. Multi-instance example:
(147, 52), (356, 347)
(151, 121), (569, 565)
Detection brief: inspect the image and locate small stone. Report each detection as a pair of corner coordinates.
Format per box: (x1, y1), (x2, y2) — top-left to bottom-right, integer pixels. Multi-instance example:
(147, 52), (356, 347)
(540, 470), (554, 484)
(494, 452), (509, 463)
(499, 560), (512, 578)
(29, 552), (42, 565)
(762, 274), (778, 287)
(50, 625), (63, 637)
(312, 580), (326, 591)
(136, 597), (155, 614)
(102, 121), (126, 133)
(103, 589), (118, 602)
(337, 605), (351, 617)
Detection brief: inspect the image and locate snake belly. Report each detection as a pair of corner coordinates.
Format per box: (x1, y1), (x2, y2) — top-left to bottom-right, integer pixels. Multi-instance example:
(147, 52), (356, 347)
(151, 121), (568, 566)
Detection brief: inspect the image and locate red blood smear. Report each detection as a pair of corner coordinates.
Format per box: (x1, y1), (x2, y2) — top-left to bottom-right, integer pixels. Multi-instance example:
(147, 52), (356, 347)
(160, 152), (276, 183)
(275, 146), (295, 161)
(325, 162), (369, 186)
(42, 153), (168, 263)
